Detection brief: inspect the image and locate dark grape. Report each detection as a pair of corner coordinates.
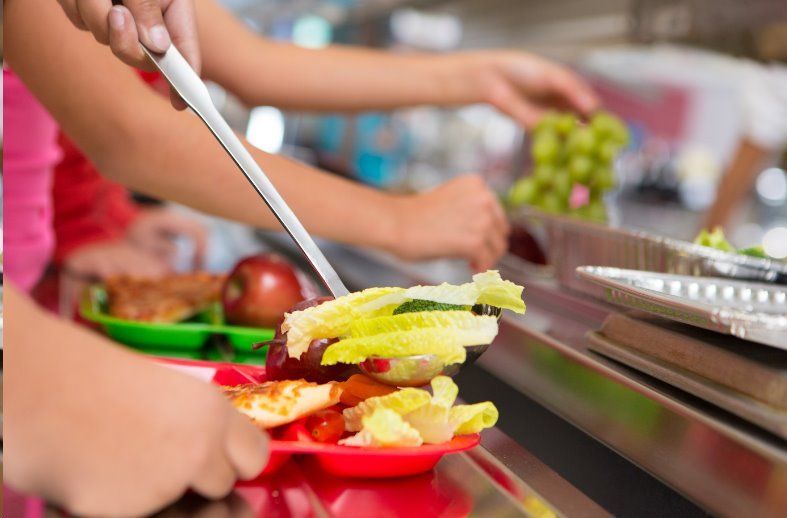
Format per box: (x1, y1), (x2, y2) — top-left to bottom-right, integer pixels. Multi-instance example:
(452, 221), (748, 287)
(265, 297), (360, 383)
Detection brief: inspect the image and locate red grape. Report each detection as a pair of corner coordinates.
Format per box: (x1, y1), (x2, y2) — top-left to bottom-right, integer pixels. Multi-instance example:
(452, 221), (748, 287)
(264, 297), (360, 383)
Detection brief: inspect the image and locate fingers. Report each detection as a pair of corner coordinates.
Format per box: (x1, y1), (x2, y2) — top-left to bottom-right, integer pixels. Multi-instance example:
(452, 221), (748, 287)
(190, 447), (236, 500)
(544, 64), (599, 117)
(164, 0), (199, 109)
(225, 412), (269, 481)
(487, 79), (545, 129)
(165, 0), (200, 73)
(446, 177), (508, 271)
(191, 407), (267, 498)
(56, 0), (89, 30)
(108, 6), (153, 70)
(122, 0), (171, 53)
(74, 0), (113, 44)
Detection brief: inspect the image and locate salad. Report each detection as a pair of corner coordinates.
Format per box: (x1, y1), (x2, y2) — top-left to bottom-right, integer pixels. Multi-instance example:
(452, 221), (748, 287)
(224, 375), (497, 448)
(227, 270), (526, 449)
(694, 227), (772, 259)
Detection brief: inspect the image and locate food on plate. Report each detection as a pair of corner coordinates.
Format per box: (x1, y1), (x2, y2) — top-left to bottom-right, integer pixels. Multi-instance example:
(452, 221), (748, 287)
(224, 375), (497, 449)
(694, 227), (780, 260)
(277, 270), (524, 369)
(340, 376), (497, 447)
(263, 297), (361, 383)
(507, 110), (629, 222)
(222, 379), (341, 429)
(105, 272), (225, 323)
(338, 374), (398, 406)
(305, 409), (346, 443)
(222, 253), (309, 328)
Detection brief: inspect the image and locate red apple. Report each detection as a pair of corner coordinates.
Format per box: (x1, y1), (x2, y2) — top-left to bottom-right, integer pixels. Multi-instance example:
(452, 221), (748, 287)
(222, 254), (307, 328)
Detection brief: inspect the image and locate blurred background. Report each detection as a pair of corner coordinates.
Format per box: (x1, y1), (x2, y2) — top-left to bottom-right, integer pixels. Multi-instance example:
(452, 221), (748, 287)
(1, 0), (785, 273)
(200, 0), (787, 257)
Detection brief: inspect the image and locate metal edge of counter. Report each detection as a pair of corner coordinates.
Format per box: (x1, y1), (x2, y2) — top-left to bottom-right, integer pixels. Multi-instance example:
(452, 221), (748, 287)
(308, 240), (786, 517)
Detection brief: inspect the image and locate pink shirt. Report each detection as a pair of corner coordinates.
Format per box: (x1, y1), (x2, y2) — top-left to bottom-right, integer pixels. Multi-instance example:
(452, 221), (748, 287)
(3, 69), (62, 292)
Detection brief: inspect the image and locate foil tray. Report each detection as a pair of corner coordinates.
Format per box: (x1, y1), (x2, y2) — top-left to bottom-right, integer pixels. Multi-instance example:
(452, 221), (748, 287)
(576, 266), (787, 349)
(510, 208), (787, 297)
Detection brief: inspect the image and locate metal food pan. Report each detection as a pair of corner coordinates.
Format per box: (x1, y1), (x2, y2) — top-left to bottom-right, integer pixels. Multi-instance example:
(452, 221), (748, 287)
(577, 266), (787, 349)
(510, 207), (787, 297)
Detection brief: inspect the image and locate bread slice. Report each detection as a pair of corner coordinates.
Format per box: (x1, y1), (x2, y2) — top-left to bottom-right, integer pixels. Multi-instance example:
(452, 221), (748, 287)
(223, 380), (342, 429)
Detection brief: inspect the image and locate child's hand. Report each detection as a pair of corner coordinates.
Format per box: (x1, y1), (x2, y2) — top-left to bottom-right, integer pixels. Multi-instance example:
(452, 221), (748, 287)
(63, 239), (172, 280)
(390, 175), (510, 271)
(452, 50), (600, 128)
(127, 208), (208, 269)
(5, 287), (268, 516)
(55, 0), (199, 108)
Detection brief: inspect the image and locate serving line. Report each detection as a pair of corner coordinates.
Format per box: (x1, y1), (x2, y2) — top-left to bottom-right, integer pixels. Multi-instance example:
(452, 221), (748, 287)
(258, 234), (787, 517)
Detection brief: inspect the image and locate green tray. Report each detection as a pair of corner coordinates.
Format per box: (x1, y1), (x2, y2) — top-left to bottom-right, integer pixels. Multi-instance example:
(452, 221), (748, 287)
(80, 284), (275, 354)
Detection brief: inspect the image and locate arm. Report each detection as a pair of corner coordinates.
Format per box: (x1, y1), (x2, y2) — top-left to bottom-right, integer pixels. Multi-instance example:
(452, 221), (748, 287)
(702, 138), (771, 230)
(4, 284), (268, 515)
(7, 0), (507, 270)
(195, 0), (598, 127)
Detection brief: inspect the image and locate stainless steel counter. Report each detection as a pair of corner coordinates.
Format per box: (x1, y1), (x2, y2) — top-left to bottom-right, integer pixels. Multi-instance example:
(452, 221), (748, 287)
(263, 234), (787, 517)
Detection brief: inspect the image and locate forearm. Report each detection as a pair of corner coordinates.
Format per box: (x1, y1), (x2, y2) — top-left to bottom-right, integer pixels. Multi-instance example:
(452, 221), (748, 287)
(197, 0), (480, 110)
(703, 139), (770, 229)
(6, 0), (399, 253)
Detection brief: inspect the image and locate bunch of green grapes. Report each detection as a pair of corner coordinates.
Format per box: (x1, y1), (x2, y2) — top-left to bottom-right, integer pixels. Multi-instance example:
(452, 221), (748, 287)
(507, 111), (629, 222)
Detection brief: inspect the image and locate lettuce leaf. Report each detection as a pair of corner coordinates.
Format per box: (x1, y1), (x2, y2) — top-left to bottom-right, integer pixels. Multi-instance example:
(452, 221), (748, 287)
(339, 408), (423, 448)
(282, 287), (403, 358)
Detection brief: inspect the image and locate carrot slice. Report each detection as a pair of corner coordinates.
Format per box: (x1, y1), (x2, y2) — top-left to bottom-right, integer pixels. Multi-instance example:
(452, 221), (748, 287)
(339, 374), (397, 406)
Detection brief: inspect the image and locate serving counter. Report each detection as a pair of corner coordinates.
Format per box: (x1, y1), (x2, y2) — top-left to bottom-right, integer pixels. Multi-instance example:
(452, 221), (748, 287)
(266, 236), (787, 517)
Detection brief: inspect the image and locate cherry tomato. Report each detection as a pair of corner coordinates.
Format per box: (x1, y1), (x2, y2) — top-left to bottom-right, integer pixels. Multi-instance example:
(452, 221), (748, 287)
(305, 409), (345, 443)
(277, 418), (313, 442)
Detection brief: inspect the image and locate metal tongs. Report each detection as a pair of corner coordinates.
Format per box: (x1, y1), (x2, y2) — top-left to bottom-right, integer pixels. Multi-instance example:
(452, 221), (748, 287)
(144, 44), (497, 386)
(142, 44), (349, 298)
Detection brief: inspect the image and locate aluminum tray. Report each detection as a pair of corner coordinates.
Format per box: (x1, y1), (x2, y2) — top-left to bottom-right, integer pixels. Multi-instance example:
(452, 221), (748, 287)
(576, 266), (787, 349)
(510, 207), (787, 297)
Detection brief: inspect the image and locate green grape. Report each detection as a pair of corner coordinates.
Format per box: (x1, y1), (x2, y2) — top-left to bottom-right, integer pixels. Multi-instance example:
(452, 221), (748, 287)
(533, 164), (555, 188)
(534, 112), (559, 134)
(597, 140), (622, 164)
(554, 113), (577, 136)
(552, 170), (572, 199)
(508, 177), (539, 207)
(591, 111), (630, 148)
(593, 167), (616, 190)
(608, 119), (630, 147)
(585, 201), (607, 222)
(532, 130), (560, 164)
(590, 111), (617, 137)
(565, 127), (596, 155)
(568, 155), (593, 184)
(537, 193), (564, 214)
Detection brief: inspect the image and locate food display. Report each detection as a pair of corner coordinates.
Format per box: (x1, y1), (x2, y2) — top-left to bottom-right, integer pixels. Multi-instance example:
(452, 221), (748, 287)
(694, 227), (773, 259)
(263, 270), (525, 382)
(105, 272), (225, 323)
(215, 271), (524, 476)
(79, 254), (308, 355)
(507, 110), (630, 222)
(222, 253), (311, 328)
(223, 375), (497, 449)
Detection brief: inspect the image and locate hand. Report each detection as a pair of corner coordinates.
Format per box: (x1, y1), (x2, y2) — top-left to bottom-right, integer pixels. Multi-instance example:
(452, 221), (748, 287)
(456, 50), (600, 128)
(63, 239), (172, 280)
(55, 0), (199, 108)
(390, 175), (510, 271)
(5, 286), (269, 516)
(127, 208), (208, 270)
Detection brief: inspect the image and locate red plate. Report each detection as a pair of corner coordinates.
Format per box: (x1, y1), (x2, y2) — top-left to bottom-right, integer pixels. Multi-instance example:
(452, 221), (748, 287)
(160, 359), (482, 478)
(262, 434), (480, 478)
